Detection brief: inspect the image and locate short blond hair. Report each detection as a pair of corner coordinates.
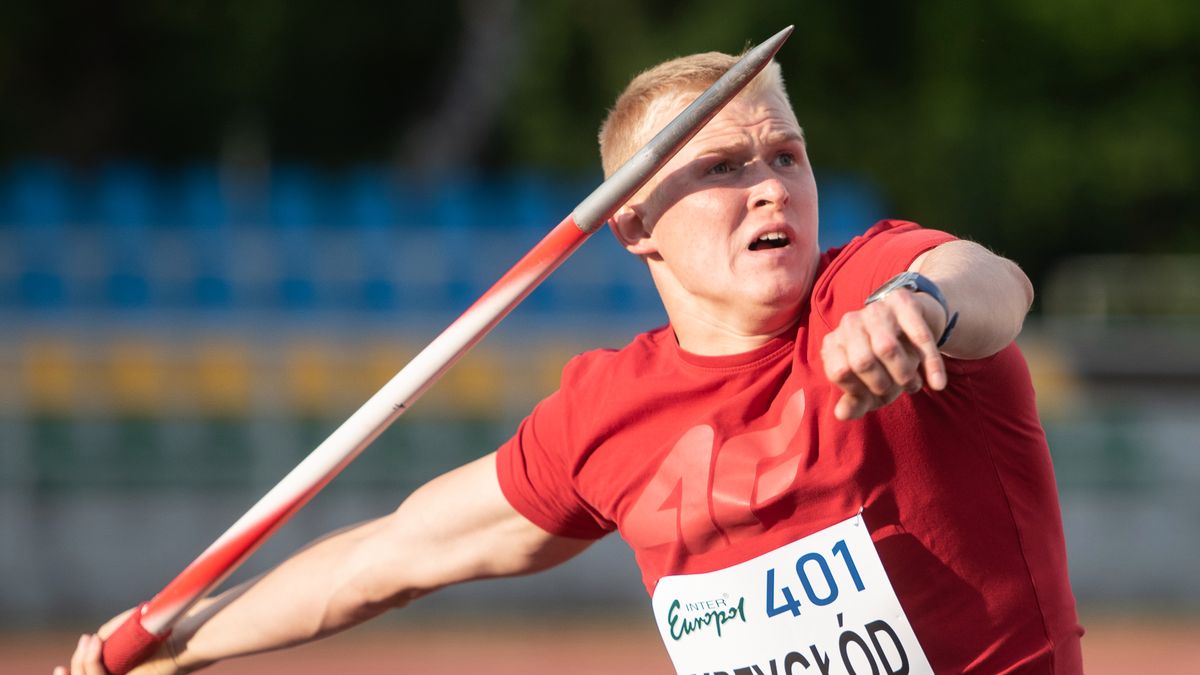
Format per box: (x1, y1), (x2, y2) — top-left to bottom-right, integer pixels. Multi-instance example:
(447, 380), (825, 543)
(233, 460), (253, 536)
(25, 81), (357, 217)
(598, 52), (789, 178)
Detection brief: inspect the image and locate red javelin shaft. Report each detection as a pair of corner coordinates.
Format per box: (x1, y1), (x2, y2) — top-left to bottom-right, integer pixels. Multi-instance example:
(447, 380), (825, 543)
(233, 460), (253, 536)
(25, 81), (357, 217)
(100, 25), (793, 674)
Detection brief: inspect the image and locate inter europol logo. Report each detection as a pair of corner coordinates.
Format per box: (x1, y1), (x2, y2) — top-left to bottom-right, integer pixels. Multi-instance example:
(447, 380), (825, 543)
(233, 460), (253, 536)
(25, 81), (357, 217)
(666, 594), (747, 641)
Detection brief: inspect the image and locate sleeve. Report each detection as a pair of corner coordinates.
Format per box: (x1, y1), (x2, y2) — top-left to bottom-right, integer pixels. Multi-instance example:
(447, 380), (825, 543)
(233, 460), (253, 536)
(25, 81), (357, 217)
(495, 358), (614, 540)
(811, 220), (957, 332)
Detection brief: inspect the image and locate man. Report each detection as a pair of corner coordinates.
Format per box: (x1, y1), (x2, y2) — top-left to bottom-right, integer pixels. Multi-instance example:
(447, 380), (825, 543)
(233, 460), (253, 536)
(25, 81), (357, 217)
(57, 51), (1082, 675)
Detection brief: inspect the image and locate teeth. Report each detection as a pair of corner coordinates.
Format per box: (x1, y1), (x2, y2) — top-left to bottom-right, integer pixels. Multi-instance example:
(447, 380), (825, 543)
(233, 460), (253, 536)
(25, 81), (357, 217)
(749, 231), (790, 251)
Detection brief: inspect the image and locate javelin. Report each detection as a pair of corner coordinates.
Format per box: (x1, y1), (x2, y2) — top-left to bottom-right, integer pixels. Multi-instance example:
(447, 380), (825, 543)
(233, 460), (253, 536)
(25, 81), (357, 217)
(101, 25), (794, 674)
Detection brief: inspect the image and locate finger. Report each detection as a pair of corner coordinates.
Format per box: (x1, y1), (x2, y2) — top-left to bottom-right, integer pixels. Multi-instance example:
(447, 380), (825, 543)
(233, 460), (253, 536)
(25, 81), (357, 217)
(98, 608), (135, 640)
(840, 378), (912, 419)
(835, 391), (868, 421)
(841, 317), (894, 397)
(863, 306), (924, 390)
(822, 335), (859, 391)
(53, 667), (67, 675)
(880, 384), (905, 407)
(83, 635), (106, 675)
(894, 295), (948, 390)
(904, 371), (924, 394)
(836, 389), (889, 421)
(70, 635), (87, 675)
(824, 330), (895, 420)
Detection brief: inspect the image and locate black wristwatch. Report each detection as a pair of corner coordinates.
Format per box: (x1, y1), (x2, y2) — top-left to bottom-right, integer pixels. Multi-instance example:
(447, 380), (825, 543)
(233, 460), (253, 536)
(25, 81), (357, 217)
(864, 271), (959, 347)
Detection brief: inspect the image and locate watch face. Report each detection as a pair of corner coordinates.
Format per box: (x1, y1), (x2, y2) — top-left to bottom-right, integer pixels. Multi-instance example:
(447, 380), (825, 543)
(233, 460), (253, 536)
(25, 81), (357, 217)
(867, 272), (922, 305)
(894, 272), (920, 288)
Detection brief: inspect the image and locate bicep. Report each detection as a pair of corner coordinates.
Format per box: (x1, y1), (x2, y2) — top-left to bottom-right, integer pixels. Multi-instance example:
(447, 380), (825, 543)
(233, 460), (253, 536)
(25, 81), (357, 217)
(363, 452), (593, 598)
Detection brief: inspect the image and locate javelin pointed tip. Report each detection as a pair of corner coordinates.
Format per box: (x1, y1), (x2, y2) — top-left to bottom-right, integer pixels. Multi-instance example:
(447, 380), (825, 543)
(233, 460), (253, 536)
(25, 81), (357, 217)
(760, 25), (794, 55)
(570, 23), (797, 232)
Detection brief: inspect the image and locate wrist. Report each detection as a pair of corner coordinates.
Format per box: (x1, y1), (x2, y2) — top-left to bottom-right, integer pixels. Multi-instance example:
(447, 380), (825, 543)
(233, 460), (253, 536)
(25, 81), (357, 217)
(911, 292), (948, 337)
(864, 271), (959, 347)
(164, 618), (209, 673)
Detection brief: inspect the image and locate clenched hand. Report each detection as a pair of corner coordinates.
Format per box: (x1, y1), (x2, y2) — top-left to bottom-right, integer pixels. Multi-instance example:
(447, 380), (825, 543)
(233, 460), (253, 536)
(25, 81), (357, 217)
(821, 289), (949, 421)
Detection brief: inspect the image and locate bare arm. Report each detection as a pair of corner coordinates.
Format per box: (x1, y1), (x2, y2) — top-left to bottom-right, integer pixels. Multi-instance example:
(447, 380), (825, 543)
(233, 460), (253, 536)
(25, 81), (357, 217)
(56, 452), (591, 674)
(821, 240), (1033, 420)
(909, 240), (1034, 360)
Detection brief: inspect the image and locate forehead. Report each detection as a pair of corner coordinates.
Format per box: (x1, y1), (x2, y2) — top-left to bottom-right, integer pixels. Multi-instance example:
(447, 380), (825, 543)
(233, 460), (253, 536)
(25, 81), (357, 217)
(647, 88), (803, 155)
(629, 91), (806, 208)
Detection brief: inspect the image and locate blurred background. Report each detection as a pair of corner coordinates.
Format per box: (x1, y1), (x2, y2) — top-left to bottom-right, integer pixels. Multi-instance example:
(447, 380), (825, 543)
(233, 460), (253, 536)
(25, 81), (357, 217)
(1, 1), (1198, 672)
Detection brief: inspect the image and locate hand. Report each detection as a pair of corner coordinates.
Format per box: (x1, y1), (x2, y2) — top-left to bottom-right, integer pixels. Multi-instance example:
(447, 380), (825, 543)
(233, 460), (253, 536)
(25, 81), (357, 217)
(52, 609), (184, 675)
(821, 289), (949, 420)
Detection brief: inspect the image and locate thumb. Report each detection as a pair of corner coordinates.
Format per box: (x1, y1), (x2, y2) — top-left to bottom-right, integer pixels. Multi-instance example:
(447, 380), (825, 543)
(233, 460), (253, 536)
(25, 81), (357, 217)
(98, 608), (137, 640)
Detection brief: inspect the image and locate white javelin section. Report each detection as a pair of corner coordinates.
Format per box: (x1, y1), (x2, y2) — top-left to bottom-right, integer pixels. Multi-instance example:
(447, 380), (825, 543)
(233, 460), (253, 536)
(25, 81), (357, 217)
(143, 264), (545, 634)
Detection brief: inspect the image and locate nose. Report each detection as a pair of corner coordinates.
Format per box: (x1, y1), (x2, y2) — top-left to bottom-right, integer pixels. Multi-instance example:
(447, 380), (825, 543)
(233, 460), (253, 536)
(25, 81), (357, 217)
(746, 163), (790, 210)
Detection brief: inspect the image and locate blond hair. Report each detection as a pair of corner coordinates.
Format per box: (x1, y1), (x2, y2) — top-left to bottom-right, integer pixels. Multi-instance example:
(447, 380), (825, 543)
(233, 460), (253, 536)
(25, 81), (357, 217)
(598, 52), (789, 178)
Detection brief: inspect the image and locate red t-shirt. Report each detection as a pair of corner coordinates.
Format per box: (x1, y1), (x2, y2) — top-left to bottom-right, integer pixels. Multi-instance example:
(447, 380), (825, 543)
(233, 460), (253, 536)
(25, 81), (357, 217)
(497, 220), (1083, 673)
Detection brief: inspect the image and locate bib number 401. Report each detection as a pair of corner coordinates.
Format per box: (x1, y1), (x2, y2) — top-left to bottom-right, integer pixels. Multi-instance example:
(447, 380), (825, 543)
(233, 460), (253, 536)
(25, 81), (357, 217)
(765, 539), (866, 618)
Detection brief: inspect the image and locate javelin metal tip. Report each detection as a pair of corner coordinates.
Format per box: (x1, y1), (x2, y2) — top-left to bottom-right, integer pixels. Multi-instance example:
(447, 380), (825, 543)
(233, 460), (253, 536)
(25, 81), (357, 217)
(571, 25), (796, 232)
(753, 25), (794, 60)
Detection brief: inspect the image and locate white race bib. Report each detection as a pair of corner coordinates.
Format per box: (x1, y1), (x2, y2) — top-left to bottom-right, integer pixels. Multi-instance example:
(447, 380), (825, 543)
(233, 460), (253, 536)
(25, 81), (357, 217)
(651, 514), (932, 675)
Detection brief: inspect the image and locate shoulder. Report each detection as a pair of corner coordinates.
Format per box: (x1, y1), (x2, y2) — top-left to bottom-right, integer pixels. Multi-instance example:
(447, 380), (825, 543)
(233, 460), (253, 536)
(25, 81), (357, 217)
(513, 325), (673, 473)
(559, 325), (673, 393)
(810, 220), (958, 329)
(819, 220), (953, 274)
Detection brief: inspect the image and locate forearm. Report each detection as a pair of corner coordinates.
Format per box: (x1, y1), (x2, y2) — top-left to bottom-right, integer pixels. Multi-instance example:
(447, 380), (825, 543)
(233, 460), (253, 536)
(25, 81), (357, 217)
(161, 453), (588, 672)
(910, 240), (1034, 359)
(169, 517), (415, 671)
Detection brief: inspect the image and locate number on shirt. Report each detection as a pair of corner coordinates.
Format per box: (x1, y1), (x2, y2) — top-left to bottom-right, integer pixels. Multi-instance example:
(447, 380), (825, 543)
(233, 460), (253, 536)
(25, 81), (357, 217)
(763, 539), (867, 619)
(765, 567), (803, 617)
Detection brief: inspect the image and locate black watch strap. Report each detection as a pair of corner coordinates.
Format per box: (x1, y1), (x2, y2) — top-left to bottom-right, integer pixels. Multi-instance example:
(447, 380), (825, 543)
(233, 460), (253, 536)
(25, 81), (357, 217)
(864, 271), (959, 347)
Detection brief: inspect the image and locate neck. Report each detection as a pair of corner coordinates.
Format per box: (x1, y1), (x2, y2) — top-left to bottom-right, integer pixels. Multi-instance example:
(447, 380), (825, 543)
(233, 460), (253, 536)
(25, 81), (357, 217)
(665, 301), (801, 356)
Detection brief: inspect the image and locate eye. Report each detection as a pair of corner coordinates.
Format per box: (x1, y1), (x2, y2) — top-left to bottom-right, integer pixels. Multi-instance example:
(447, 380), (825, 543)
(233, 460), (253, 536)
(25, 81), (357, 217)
(773, 152), (796, 167)
(708, 160), (734, 175)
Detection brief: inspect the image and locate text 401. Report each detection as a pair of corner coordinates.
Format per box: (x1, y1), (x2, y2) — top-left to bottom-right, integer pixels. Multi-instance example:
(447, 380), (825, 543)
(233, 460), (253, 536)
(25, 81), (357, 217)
(766, 539), (866, 618)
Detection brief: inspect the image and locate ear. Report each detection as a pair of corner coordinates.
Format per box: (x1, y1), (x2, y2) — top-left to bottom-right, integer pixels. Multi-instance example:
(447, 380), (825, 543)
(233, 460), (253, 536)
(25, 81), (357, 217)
(609, 205), (658, 257)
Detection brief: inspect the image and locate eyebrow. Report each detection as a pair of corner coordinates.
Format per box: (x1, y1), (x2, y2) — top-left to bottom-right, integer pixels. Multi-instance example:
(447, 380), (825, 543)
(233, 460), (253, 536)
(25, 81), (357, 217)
(693, 127), (807, 157)
(767, 127), (806, 145)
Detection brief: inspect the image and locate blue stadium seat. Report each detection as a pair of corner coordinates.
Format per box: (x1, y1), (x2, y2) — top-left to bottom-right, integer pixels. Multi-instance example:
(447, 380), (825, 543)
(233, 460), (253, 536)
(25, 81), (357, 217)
(344, 167), (397, 230)
(817, 174), (888, 249)
(0, 161), (888, 323)
(343, 167), (399, 310)
(10, 162), (70, 308)
(97, 164), (154, 308)
(430, 176), (481, 310)
(177, 166), (233, 308)
(271, 166), (321, 309)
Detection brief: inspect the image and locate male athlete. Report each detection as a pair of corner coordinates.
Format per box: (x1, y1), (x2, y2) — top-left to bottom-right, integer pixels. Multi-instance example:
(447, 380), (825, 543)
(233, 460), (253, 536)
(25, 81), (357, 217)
(57, 51), (1083, 674)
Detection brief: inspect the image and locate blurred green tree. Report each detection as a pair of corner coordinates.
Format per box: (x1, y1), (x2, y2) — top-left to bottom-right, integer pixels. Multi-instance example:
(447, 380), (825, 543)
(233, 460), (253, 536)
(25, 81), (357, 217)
(0, 0), (1195, 291)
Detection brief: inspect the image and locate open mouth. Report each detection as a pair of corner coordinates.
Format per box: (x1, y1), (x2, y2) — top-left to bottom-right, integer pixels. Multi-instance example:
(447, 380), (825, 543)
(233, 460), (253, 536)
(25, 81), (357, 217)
(749, 232), (790, 251)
